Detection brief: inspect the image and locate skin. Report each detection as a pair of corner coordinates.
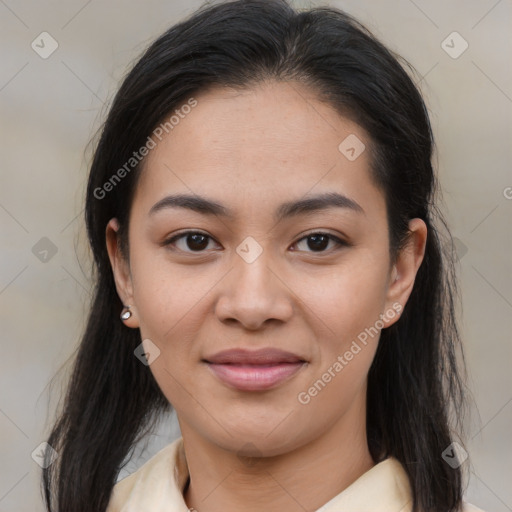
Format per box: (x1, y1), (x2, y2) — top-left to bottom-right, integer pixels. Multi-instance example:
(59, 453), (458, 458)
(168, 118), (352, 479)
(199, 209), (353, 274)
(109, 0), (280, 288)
(106, 80), (427, 512)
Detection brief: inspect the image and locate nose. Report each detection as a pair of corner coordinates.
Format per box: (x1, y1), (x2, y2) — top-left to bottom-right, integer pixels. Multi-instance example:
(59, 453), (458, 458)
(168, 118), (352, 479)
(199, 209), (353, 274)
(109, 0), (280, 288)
(214, 249), (294, 331)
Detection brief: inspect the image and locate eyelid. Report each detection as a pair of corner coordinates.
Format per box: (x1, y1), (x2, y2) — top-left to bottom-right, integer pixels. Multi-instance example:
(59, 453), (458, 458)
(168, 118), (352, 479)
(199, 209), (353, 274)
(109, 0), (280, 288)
(162, 230), (218, 250)
(297, 229), (348, 243)
(292, 230), (349, 252)
(162, 229), (350, 254)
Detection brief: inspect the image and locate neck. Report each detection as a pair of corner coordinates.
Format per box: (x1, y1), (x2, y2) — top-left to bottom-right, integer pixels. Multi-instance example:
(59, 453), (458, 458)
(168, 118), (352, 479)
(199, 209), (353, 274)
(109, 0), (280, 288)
(181, 401), (374, 512)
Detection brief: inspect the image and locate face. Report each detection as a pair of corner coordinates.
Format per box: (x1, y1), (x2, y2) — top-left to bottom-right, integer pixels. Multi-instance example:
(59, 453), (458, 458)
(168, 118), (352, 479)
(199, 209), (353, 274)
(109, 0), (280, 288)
(107, 80), (426, 457)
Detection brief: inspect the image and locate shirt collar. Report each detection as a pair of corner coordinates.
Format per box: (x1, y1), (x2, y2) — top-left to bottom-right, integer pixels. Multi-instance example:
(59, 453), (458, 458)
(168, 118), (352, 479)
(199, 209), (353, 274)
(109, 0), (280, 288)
(110, 436), (413, 512)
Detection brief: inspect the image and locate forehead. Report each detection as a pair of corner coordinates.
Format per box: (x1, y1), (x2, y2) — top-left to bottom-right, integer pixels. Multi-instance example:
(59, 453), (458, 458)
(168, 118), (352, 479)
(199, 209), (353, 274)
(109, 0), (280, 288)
(134, 80), (385, 221)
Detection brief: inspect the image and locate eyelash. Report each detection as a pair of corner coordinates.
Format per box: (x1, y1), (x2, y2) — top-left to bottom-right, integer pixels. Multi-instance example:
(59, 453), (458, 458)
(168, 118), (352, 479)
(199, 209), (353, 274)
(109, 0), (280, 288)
(162, 230), (349, 255)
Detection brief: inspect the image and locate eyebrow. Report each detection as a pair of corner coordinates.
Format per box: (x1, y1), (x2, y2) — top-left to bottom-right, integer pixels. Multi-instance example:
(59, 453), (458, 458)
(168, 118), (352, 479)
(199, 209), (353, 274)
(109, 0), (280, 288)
(148, 191), (365, 221)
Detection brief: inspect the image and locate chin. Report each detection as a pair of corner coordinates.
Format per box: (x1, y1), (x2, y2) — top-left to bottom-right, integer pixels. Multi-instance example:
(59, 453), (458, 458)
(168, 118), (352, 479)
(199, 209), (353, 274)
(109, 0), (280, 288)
(202, 416), (306, 457)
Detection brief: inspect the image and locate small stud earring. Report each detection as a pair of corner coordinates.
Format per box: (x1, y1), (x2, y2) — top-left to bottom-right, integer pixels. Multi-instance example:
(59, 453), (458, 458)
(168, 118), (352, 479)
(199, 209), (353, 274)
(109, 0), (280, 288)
(120, 305), (132, 321)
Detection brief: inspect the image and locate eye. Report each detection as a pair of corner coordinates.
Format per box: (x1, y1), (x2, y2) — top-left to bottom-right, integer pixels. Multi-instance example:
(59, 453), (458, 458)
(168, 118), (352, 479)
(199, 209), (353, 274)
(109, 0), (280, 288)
(163, 230), (348, 255)
(163, 231), (219, 253)
(292, 232), (348, 253)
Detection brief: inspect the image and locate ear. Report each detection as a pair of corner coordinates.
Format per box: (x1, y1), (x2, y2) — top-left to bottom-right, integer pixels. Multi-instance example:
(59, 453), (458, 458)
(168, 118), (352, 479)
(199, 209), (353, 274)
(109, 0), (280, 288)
(382, 218), (427, 328)
(105, 218), (139, 328)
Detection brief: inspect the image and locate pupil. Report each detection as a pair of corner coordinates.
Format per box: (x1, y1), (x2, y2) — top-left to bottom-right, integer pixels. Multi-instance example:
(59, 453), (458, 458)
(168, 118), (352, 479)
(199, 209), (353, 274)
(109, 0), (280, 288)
(185, 234), (330, 252)
(188, 234), (208, 251)
(308, 235), (328, 251)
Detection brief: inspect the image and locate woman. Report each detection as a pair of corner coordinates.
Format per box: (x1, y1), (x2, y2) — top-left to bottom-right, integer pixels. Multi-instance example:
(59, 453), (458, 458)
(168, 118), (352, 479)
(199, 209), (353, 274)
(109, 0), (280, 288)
(42, 1), (483, 511)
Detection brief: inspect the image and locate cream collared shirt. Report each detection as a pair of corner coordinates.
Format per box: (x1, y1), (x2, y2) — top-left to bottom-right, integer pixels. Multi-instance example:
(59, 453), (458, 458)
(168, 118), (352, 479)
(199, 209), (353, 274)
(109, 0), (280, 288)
(106, 437), (484, 512)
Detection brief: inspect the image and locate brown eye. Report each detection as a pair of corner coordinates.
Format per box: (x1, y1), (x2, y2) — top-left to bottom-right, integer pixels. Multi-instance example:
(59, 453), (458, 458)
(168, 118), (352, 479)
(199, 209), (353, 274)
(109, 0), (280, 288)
(293, 232), (347, 253)
(164, 231), (217, 252)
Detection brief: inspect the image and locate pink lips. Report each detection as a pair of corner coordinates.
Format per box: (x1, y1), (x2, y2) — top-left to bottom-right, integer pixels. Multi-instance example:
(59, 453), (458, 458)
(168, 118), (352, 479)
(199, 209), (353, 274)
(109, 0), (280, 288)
(204, 348), (306, 391)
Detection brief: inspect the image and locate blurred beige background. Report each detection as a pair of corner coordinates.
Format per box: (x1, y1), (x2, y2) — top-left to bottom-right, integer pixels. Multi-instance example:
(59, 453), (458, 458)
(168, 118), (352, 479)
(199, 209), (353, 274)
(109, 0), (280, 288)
(1, 0), (511, 510)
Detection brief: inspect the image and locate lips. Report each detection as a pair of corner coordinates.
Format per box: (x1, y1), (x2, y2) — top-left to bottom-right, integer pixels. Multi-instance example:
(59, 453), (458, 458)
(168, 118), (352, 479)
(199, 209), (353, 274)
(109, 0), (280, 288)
(203, 348), (307, 391)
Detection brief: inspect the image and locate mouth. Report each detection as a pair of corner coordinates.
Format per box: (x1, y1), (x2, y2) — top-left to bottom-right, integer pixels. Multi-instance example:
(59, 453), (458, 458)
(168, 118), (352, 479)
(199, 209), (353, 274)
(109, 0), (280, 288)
(203, 348), (307, 391)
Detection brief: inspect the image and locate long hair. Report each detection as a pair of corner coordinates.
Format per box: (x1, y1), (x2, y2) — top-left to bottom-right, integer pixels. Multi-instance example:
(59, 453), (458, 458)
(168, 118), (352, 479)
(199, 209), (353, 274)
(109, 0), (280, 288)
(42, 1), (469, 511)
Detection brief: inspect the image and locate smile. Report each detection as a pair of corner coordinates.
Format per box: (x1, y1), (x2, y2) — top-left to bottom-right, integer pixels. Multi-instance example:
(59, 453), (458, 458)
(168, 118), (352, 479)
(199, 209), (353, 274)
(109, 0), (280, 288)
(203, 348), (307, 391)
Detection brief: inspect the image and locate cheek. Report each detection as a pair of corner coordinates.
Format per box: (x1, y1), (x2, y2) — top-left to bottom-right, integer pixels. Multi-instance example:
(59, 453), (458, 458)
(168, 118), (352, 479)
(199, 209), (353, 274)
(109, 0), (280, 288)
(301, 251), (390, 347)
(128, 253), (211, 409)
(293, 265), (387, 423)
(130, 250), (212, 341)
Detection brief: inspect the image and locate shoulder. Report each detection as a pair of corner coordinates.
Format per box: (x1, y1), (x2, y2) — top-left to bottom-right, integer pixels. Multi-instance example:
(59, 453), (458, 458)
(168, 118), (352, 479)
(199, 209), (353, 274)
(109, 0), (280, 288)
(105, 437), (186, 512)
(383, 457), (486, 512)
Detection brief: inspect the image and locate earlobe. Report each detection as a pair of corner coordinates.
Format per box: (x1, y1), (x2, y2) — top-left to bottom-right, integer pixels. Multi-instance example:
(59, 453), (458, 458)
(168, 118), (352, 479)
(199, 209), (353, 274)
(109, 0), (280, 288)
(119, 304), (140, 329)
(105, 218), (140, 328)
(382, 218), (427, 328)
